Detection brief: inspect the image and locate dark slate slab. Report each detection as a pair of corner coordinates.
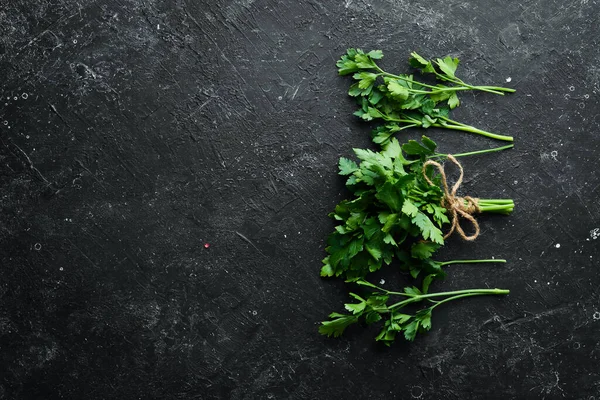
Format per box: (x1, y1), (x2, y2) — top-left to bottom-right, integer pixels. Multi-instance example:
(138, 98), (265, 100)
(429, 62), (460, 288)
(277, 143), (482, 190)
(1, 0), (599, 399)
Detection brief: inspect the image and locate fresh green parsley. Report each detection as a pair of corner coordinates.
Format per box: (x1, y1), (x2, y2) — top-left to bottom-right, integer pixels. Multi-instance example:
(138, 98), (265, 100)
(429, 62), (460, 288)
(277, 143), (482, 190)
(319, 279), (509, 345)
(337, 49), (516, 144)
(320, 136), (514, 280)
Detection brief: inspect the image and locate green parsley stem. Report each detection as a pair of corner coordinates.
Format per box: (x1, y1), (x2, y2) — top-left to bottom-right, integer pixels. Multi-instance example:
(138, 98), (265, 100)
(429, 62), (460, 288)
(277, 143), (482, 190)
(372, 67), (442, 90)
(431, 123), (514, 142)
(478, 199), (514, 205)
(476, 86), (516, 93)
(434, 144), (514, 158)
(384, 116), (422, 125)
(358, 279), (511, 309)
(410, 87), (476, 95)
(477, 204), (514, 214)
(477, 199), (515, 214)
(381, 112), (513, 142)
(439, 259), (506, 266)
(414, 288), (510, 298)
(438, 116), (469, 127)
(374, 67), (510, 96)
(383, 115), (513, 142)
(437, 74), (512, 95)
(429, 291), (508, 310)
(387, 288), (510, 310)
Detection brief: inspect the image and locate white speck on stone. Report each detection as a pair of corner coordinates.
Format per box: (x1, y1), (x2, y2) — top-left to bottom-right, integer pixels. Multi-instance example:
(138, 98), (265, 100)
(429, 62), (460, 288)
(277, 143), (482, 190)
(513, 180), (518, 184)
(157, 24), (160, 29)
(252, 310), (257, 316)
(590, 228), (600, 240)
(593, 311), (600, 320)
(59, 267), (64, 271)
(34, 243), (42, 251)
(534, 279), (537, 283)
(21, 93), (28, 99)
(278, 96), (283, 100)
(505, 77), (512, 82)
(569, 85), (575, 92)
(284, 234), (287, 238)
(380, 279), (385, 285)
(555, 243), (561, 248)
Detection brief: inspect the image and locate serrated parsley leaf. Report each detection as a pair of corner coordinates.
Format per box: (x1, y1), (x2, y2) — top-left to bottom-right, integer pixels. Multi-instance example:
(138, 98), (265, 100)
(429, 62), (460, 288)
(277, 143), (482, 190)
(448, 92), (460, 109)
(411, 242), (439, 260)
(320, 261), (334, 277)
(403, 320), (420, 341)
(339, 157), (359, 175)
(367, 49), (384, 60)
(421, 135), (437, 152)
(436, 56), (459, 79)
(387, 80), (409, 100)
(402, 139), (436, 156)
(401, 199), (419, 217)
(412, 212), (444, 244)
(344, 301), (366, 314)
(319, 314), (359, 337)
(404, 286), (422, 296)
(365, 311), (382, 324)
(409, 52), (435, 73)
(376, 182), (403, 212)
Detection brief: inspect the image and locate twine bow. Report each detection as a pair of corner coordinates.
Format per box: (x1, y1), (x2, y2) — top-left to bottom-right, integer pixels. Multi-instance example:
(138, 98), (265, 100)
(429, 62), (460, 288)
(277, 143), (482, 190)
(422, 155), (480, 241)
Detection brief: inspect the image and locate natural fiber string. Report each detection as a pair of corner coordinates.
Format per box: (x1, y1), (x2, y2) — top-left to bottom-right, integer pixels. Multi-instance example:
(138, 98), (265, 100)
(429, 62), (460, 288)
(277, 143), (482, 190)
(422, 155), (481, 241)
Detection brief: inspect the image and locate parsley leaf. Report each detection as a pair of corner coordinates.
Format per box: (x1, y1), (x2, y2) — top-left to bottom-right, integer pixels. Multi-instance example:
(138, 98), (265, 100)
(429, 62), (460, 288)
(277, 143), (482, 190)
(318, 313), (359, 337)
(412, 212), (444, 244)
(435, 56), (460, 79)
(339, 157), (359, 175)
(411, 242), (439, 260)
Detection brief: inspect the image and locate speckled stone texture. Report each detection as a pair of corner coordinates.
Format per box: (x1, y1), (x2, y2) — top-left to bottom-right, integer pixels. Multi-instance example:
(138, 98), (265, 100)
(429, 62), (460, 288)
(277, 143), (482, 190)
(1, 0), (599, 399)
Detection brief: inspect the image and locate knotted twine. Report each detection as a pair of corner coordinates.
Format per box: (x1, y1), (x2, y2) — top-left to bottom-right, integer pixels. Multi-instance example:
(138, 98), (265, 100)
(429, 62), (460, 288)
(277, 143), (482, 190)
(422, 155), (481, 241)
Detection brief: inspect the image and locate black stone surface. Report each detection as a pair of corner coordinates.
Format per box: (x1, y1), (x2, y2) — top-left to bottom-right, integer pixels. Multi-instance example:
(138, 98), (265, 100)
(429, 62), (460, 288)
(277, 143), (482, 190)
(1, 0), (599, 399)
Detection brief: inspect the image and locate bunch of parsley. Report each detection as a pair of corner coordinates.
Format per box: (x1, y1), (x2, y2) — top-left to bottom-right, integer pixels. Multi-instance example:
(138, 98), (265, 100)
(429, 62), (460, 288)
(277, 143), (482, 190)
(337, 49), (515, 144)
(319, 279), (508, 345)
(320, 136), (514, 281)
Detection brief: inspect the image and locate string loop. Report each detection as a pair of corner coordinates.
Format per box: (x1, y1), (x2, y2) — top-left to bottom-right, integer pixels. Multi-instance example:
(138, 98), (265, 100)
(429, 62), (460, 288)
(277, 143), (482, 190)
(422, 155), (480, 241)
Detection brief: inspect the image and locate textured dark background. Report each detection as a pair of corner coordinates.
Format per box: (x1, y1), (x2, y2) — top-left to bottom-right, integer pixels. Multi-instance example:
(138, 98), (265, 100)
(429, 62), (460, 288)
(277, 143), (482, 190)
(1, 0), (599, 399)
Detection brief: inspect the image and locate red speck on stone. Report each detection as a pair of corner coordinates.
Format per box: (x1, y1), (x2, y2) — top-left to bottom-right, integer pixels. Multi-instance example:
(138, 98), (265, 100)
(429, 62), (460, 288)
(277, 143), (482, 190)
(204, 243), (210, 249)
